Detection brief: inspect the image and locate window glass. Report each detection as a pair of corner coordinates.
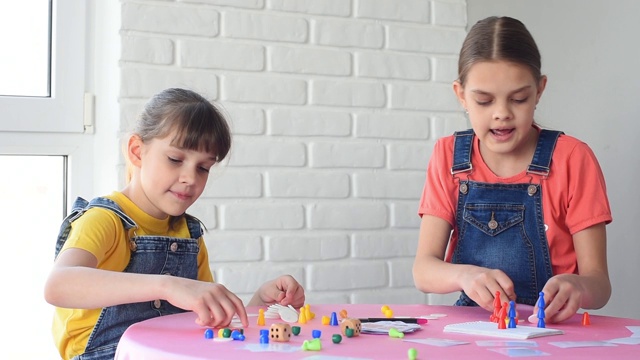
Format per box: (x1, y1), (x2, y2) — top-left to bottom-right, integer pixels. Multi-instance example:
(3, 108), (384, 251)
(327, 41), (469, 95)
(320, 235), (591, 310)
(0, 0), (86, 133)
(0, 0), (50, 97)
(0, 155), (63, 358)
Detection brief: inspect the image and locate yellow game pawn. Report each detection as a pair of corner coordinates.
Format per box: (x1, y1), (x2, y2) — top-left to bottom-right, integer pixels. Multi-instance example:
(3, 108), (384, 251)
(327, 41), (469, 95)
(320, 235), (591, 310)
(298, 308), (308, 324)
(257, 308), (265, 326)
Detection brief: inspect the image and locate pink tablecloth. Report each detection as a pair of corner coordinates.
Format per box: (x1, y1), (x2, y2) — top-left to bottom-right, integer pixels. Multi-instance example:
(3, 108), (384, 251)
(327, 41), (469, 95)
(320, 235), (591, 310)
(115, 304), (640, 359)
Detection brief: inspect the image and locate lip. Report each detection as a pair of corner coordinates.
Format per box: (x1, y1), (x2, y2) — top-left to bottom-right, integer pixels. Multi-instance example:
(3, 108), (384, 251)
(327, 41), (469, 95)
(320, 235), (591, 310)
(171, 191), (192, 201)
(490, 128), (515, 141)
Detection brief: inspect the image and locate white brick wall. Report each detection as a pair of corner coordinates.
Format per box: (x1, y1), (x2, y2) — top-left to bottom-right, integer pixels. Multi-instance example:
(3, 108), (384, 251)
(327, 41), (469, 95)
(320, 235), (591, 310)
(119, 0), (469, 305)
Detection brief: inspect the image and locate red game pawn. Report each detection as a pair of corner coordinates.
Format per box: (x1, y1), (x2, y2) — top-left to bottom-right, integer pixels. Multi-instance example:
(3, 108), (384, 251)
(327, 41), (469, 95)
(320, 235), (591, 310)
(582, 312), (591, 326)
(497, 302), (507, 329)
(490, 291), (502, 322)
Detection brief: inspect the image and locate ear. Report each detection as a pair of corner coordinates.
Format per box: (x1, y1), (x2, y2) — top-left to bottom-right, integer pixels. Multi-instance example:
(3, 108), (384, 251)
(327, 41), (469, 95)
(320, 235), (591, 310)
(127, 134), (144, 168)
(535, 75), (548, 104)
(452, 80), (467, 110)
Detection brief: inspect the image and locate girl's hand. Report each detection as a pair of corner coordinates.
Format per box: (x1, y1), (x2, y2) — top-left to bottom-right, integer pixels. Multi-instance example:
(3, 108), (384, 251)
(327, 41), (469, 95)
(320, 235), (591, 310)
(460, 267), (517, 311)
(163, 278), (248, 328)
(252, 275), (306, 308)
(534, 274), (583, 323)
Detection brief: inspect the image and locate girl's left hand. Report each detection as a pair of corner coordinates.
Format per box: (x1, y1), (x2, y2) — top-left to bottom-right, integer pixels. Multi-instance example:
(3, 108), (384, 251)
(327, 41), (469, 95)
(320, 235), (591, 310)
(534, 274), (584, 323)
(257, 275), (306, 308)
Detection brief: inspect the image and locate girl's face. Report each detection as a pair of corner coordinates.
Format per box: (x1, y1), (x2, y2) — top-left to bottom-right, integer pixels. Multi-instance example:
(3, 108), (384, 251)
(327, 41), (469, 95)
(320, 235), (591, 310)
(453, 60), (546, 159)
(129, 131), (217, 219)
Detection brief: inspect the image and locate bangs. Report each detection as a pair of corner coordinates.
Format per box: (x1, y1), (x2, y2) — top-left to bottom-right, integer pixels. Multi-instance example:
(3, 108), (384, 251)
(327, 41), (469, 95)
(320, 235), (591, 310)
(167, 102), (231, 162)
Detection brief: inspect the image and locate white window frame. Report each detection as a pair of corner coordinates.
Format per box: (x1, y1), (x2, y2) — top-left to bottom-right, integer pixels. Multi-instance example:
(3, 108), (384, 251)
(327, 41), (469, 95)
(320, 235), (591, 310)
(0, 0), (87, 133)
(0, 0), (94, 202)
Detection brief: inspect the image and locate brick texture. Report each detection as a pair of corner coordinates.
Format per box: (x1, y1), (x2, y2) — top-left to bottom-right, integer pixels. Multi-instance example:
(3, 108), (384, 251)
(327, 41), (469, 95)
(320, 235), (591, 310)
(119, 0), (469, 305)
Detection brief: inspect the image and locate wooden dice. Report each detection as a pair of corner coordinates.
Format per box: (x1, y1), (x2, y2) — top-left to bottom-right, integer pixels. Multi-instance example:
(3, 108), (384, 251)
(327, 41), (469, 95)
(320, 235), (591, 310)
(269, 323), (292, 342)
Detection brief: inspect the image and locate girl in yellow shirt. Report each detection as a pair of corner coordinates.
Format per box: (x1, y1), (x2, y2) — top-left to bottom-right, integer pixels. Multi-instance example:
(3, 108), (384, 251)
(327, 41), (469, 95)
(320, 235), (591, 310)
(45, 88), (305, 360)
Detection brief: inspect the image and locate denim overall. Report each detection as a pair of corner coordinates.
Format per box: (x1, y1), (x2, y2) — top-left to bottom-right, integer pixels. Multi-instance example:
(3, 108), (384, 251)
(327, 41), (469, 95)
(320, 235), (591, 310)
(54, 197), (203, 360)
(450, 129), (562, 307)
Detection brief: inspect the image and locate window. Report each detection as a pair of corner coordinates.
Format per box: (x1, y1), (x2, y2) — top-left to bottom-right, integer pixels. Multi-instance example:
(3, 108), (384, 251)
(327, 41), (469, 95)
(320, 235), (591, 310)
(0, 156), (63, 358)
(0, 1), (91, 358)
(0, 0), (87, 133)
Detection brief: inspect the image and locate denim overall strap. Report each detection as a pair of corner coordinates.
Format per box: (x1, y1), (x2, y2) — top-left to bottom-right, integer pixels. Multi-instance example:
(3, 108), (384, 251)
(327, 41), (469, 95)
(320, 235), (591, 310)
(79, 216), (202, 360)
(54, 197), (137, 259)
(527, 130), (563, 176)
(451, 129), (475, 174)
(451, 130), (560, 307)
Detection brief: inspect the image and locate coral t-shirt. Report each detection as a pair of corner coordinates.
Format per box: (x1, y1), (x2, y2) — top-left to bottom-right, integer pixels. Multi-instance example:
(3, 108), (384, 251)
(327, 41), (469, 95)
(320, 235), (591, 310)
(418, 129), (612, 276)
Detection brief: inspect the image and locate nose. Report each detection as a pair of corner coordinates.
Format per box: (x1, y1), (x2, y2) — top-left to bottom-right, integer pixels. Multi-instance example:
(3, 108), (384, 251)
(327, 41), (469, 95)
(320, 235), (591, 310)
(179, 167), (196, 184)
(493, 101), (513, 121)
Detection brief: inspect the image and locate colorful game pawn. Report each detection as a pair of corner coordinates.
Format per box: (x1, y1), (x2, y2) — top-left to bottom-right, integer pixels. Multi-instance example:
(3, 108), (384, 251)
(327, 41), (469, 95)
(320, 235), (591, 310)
(389, 328), (404, 338)
(339, 309), (348, 319)
(305, 304), (315, 320)
(582, 312), (591, 326)
(536, 291), (545, 310)
(537, 307), (546, 328)
(329, 311), (339, 326)
(302, 338), (322, 351)
(497, 302), (507, 329)
(536, 291), (546, 328)
(491, 290), (502, 322)
(321, 315), (331, 325)
(508, 300), (517, 328)
(257, 308), (265, 326)
(298, 309), (308, 324)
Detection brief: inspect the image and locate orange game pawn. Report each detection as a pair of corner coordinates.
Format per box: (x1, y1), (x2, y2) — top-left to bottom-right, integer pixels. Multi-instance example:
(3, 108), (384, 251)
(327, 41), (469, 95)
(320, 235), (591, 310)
(582, 312), (591, 326)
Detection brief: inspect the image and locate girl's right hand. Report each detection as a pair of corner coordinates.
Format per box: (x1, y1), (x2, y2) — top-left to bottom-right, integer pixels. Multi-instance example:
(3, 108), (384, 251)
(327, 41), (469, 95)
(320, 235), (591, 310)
(163, 277), (249, 328)
(460, 267), (517, 311)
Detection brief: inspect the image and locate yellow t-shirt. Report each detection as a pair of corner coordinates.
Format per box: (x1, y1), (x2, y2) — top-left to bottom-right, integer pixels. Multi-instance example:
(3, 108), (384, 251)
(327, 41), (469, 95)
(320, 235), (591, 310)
(52, 191), (213, 360)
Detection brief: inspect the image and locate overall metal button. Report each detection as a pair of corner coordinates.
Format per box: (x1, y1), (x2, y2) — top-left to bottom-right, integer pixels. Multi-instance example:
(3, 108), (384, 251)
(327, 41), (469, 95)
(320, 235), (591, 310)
(170, 242), (178, 252)
(528, 184), (538, 196)
(153, 299), (161, 309)
(460, 183), (468, 194)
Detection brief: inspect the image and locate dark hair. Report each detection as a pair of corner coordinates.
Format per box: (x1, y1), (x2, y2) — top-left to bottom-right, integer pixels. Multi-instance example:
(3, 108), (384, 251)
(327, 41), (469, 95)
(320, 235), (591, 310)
(135, 88), (231, 162)
(457, 16), (542, 86)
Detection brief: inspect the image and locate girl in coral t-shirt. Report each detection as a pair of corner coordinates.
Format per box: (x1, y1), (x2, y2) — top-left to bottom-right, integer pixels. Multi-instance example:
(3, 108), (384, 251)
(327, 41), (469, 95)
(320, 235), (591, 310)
(413, 16), (612, 324)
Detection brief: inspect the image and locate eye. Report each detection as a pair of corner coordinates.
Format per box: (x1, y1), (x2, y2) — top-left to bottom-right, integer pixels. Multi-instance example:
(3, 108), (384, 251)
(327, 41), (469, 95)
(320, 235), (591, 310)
(512, 97), (529, 103)
(476, 100), (492, 106)
(168, 157), (181, 163)
(198, 166), (210, 174)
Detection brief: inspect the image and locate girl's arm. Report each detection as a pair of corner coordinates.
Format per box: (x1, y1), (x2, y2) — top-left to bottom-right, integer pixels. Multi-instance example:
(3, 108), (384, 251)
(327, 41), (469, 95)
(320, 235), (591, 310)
(539, 222), (611, 323)
(44, 248), (249, 327)
(412, 215), (516, 311)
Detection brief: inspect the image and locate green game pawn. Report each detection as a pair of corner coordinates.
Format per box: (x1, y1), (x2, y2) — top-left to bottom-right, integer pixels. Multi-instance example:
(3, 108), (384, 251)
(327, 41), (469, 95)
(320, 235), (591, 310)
(332, 334), (342, 344)
(302, 338), (322, 351)
(388, 328), (404, 338)
(222, 328), (232, 338)
(291, 326), (301, 336)
(408, 347), (418, 360)
(345, 328), (354, 338)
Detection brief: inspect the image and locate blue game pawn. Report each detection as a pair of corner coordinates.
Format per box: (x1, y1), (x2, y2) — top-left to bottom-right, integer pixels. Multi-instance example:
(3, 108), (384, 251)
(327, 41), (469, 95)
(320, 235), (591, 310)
(330, 312), (339, 326)
(537, 307), (546, 328)
(204, 329), (214, 339)
(536, 291), (545, 309)
(508, 300), (517, 328)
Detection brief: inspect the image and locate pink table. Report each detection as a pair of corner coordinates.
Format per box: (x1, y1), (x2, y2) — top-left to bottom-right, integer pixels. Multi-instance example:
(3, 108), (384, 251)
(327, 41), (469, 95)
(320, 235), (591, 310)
(115, 304), (640, 359)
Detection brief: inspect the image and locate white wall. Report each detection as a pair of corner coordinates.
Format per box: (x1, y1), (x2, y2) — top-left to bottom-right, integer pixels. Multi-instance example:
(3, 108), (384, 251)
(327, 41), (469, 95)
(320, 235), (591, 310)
(90, 0), (639, 319)
(468, 0), (640, 319)
(106, 0), (469, 306)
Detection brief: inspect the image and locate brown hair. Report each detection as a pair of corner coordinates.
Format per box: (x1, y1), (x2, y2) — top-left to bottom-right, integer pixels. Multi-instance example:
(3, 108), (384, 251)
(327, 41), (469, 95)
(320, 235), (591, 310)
(134, 88), (231, 161)
(457, 16), (542, 86)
